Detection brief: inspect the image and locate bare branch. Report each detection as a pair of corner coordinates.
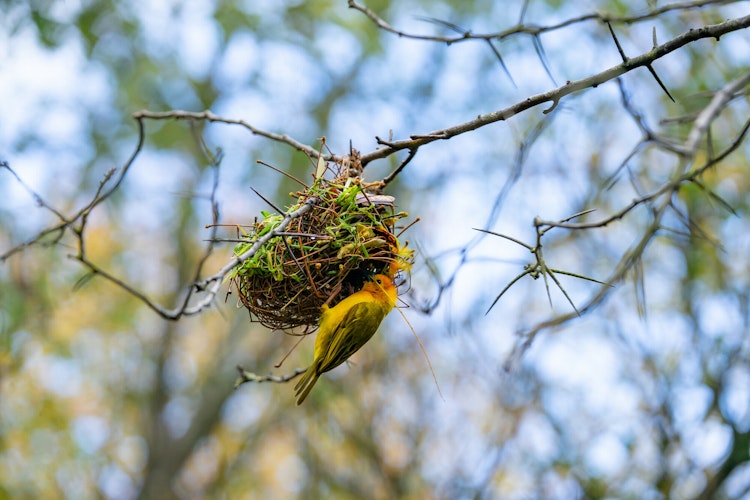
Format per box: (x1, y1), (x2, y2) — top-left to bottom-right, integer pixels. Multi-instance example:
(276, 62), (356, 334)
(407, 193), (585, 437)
(479, 208), (611, 316)
(356, 15), (750, 165)
(350, 0), (742, 44)
(132, 109), (327, 161)
(235, 365), (307, 386)
(1, 117), (146, 262)
(503, 70), (750, 368)
(381, 148), (418, 187)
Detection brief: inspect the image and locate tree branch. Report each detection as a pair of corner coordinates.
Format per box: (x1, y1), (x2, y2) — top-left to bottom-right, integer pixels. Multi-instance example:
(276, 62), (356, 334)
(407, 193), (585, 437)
(132, 109), (325, 160)
(357, 15), (750, 165)
(349, 0), (741, 44)
(503, 70), (750, 368)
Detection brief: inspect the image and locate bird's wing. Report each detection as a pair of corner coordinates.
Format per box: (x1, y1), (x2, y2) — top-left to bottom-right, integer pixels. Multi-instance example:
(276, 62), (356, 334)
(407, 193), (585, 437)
(317, 301), (384, 374)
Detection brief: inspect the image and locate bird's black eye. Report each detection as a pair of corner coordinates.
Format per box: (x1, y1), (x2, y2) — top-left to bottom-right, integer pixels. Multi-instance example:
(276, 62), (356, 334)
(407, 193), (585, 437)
(376, 278), (382, 284)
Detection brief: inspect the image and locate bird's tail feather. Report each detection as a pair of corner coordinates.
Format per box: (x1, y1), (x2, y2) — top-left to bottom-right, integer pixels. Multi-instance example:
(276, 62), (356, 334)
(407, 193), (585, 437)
(294, 366), (319, 405)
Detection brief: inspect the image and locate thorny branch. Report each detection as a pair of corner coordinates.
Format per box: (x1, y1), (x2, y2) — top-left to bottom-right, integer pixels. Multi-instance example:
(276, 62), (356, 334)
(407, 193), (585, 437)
(500, 70), (750, 369)
(412, 106), (561, 315)
(129, 14), (750, 172)
(356, 14), (750, 166)
(2, 8), (748, 337)
(348, 0), (740, 44)
(476, 209), (608, 317)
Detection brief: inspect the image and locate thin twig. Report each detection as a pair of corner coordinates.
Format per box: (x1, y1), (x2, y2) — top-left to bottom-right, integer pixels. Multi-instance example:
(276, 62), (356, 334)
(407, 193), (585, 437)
(2, 116), (146, 262)
(132, 109), (328, 161)
(349, 0), (740, 44)
(235, 366), (307, 387)
(382, 148), (418, 187)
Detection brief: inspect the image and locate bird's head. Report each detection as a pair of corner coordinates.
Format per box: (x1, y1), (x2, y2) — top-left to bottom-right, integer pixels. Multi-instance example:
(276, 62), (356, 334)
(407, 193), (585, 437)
(363, 273), (398, 308)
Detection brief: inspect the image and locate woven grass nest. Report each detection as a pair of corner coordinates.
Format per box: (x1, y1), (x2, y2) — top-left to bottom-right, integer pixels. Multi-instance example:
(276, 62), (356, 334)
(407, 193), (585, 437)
(229, 155), (414, 330)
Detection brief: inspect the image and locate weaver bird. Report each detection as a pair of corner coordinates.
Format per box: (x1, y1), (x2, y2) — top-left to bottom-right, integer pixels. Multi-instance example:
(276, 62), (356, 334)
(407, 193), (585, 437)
(294, 274), (397, 405)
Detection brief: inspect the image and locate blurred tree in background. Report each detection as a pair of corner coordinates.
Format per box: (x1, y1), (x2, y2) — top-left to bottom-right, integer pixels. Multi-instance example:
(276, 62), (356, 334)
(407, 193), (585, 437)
(1, 1), (749, 498)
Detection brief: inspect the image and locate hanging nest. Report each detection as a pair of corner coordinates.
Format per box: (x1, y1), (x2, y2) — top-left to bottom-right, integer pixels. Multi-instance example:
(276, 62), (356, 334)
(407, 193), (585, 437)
(228, 153), (414, 330)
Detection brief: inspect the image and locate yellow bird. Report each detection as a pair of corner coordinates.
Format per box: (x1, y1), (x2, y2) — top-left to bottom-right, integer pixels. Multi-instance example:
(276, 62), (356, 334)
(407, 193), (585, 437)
(295, 274), (398, 405)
